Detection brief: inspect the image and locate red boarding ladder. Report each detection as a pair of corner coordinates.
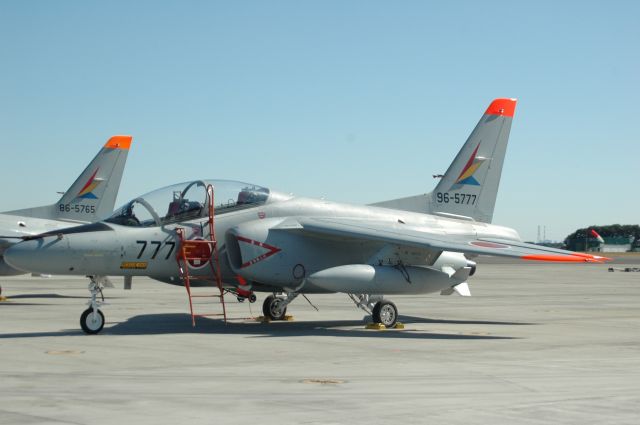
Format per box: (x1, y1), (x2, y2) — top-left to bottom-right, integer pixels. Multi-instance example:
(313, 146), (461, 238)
(176, 184), (227, 326)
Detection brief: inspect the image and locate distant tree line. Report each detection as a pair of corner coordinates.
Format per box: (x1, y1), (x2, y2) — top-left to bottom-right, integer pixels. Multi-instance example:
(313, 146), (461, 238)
(564, 225), (640, 251)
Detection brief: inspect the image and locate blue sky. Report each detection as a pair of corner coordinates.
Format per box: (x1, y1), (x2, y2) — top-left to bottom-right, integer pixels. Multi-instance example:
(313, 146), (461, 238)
(1, 1), (638, 241)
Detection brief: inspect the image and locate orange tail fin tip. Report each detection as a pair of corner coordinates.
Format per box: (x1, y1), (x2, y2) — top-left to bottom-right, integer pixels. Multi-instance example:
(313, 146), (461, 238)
(484, 98), (517, 117)
(104, 135), (133, 150)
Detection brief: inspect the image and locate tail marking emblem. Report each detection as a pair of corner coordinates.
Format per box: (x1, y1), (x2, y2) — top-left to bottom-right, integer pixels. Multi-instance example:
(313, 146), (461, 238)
(454, 144), (486, 186)
(77, 169), (102, 199)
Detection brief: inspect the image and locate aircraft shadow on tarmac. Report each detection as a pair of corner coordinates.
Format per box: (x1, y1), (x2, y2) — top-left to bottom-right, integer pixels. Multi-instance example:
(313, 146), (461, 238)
(398, 314), (537, 326)
(0, 313), (526, 340)
(5, 293), (83, 299)
(1, 293), (124, 300)
(0, 293), (124, 307)
(0, 293), (89, 307)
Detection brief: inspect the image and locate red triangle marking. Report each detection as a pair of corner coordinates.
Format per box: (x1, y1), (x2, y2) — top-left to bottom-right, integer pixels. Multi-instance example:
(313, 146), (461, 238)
(236, 236), (281, 268)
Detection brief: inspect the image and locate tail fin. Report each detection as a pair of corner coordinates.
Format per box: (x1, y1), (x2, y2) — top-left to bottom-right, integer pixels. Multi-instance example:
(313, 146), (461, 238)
(7, 135), (132, 222)
(430, 98), (516, 223)
(371, 98), (517, 223)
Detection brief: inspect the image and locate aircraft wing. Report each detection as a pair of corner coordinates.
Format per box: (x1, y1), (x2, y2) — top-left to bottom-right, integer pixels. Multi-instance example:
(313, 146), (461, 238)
(276, 217), (608, 263)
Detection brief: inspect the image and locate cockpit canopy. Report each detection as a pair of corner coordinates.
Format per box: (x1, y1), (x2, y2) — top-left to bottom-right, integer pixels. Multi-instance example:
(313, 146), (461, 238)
(105, 180), (270, 227)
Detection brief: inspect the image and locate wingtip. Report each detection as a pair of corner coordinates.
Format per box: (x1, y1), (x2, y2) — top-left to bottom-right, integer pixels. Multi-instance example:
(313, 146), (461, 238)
(485, 98), (517, 117)
(569, 252), (613, 262)
(521, 253), (612, 263)
(104, 135), (133, 150)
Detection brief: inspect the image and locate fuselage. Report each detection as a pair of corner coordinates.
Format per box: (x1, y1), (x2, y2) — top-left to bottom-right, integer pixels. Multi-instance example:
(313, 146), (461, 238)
(4, 190), (521, 293)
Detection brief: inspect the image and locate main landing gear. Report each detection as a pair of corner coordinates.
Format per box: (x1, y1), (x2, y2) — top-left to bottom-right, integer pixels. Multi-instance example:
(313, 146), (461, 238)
(349, 294), (399, 328)
(372, 300), (398, 328)
(261, 292), (399, 327)
(262, 293), (299, 321)
(80, 276), (106, 334)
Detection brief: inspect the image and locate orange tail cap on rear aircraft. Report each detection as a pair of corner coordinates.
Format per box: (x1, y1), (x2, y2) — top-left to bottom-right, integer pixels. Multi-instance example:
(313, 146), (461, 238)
(104, 135), (133, 150)
(485, 98), (517, 117)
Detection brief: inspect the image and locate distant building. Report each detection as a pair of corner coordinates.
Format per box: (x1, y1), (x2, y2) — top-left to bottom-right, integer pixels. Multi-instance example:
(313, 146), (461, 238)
(565, 226), (639, 252)
(565, 236), (633, 252)
(600, 236), (633, 253)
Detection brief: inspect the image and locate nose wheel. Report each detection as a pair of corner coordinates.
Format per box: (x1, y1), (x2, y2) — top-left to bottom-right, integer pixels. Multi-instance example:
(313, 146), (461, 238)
(80, 308), (105, 334)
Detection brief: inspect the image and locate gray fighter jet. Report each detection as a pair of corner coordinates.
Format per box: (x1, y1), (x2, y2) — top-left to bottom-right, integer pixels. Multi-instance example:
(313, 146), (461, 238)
(4, 100), (607, 334)
(0, 136), (132, 294)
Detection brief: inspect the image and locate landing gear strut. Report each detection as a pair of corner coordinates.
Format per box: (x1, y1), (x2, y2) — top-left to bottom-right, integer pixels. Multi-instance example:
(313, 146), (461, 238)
(262, 292), (299, 321)
(80, 277), (106, 334)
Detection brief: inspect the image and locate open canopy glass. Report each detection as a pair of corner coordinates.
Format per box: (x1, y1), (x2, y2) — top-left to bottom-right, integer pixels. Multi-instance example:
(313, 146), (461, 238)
(105, 180), (270, 227)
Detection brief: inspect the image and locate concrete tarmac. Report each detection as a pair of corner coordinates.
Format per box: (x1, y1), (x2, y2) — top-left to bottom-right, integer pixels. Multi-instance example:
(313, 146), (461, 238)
(1, 260), (639, 424)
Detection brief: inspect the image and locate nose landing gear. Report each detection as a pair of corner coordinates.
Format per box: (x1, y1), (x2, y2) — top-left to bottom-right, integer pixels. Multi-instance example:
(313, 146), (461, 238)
(80, 276), (107, 334)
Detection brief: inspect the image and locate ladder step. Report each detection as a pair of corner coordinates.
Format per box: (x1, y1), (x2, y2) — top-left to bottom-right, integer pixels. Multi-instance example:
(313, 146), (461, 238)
(178, 274), (215, 278)
(183, 244), (216, 248)
(189, 294), (222, 298)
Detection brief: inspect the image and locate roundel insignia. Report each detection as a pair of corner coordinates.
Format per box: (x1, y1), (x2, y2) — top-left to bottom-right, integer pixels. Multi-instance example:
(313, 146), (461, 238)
(185, 237), (212, 269)
(292, 263), (306, 280)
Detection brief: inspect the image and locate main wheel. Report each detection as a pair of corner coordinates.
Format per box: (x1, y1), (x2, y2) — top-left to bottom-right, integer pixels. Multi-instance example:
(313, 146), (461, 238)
(249, 294), (257, 303)
(262, 295), (287, 321)
(372, 300), (398, 328)
(80, 308), (105, 334)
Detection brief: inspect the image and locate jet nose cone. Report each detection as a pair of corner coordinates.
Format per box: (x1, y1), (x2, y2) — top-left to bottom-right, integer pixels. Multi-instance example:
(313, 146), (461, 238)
(4, 240), (43, 273)
(4, 235), (70, 274)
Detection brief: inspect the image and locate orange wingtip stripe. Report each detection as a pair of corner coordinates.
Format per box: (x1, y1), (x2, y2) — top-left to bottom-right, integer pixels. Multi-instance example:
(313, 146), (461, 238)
(104, 135), (132, 150)
(521, 254), (609, 263)
(485, 98), (517, 117)
(568, 252), (610, 259)
(577, 254), (612, 262)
